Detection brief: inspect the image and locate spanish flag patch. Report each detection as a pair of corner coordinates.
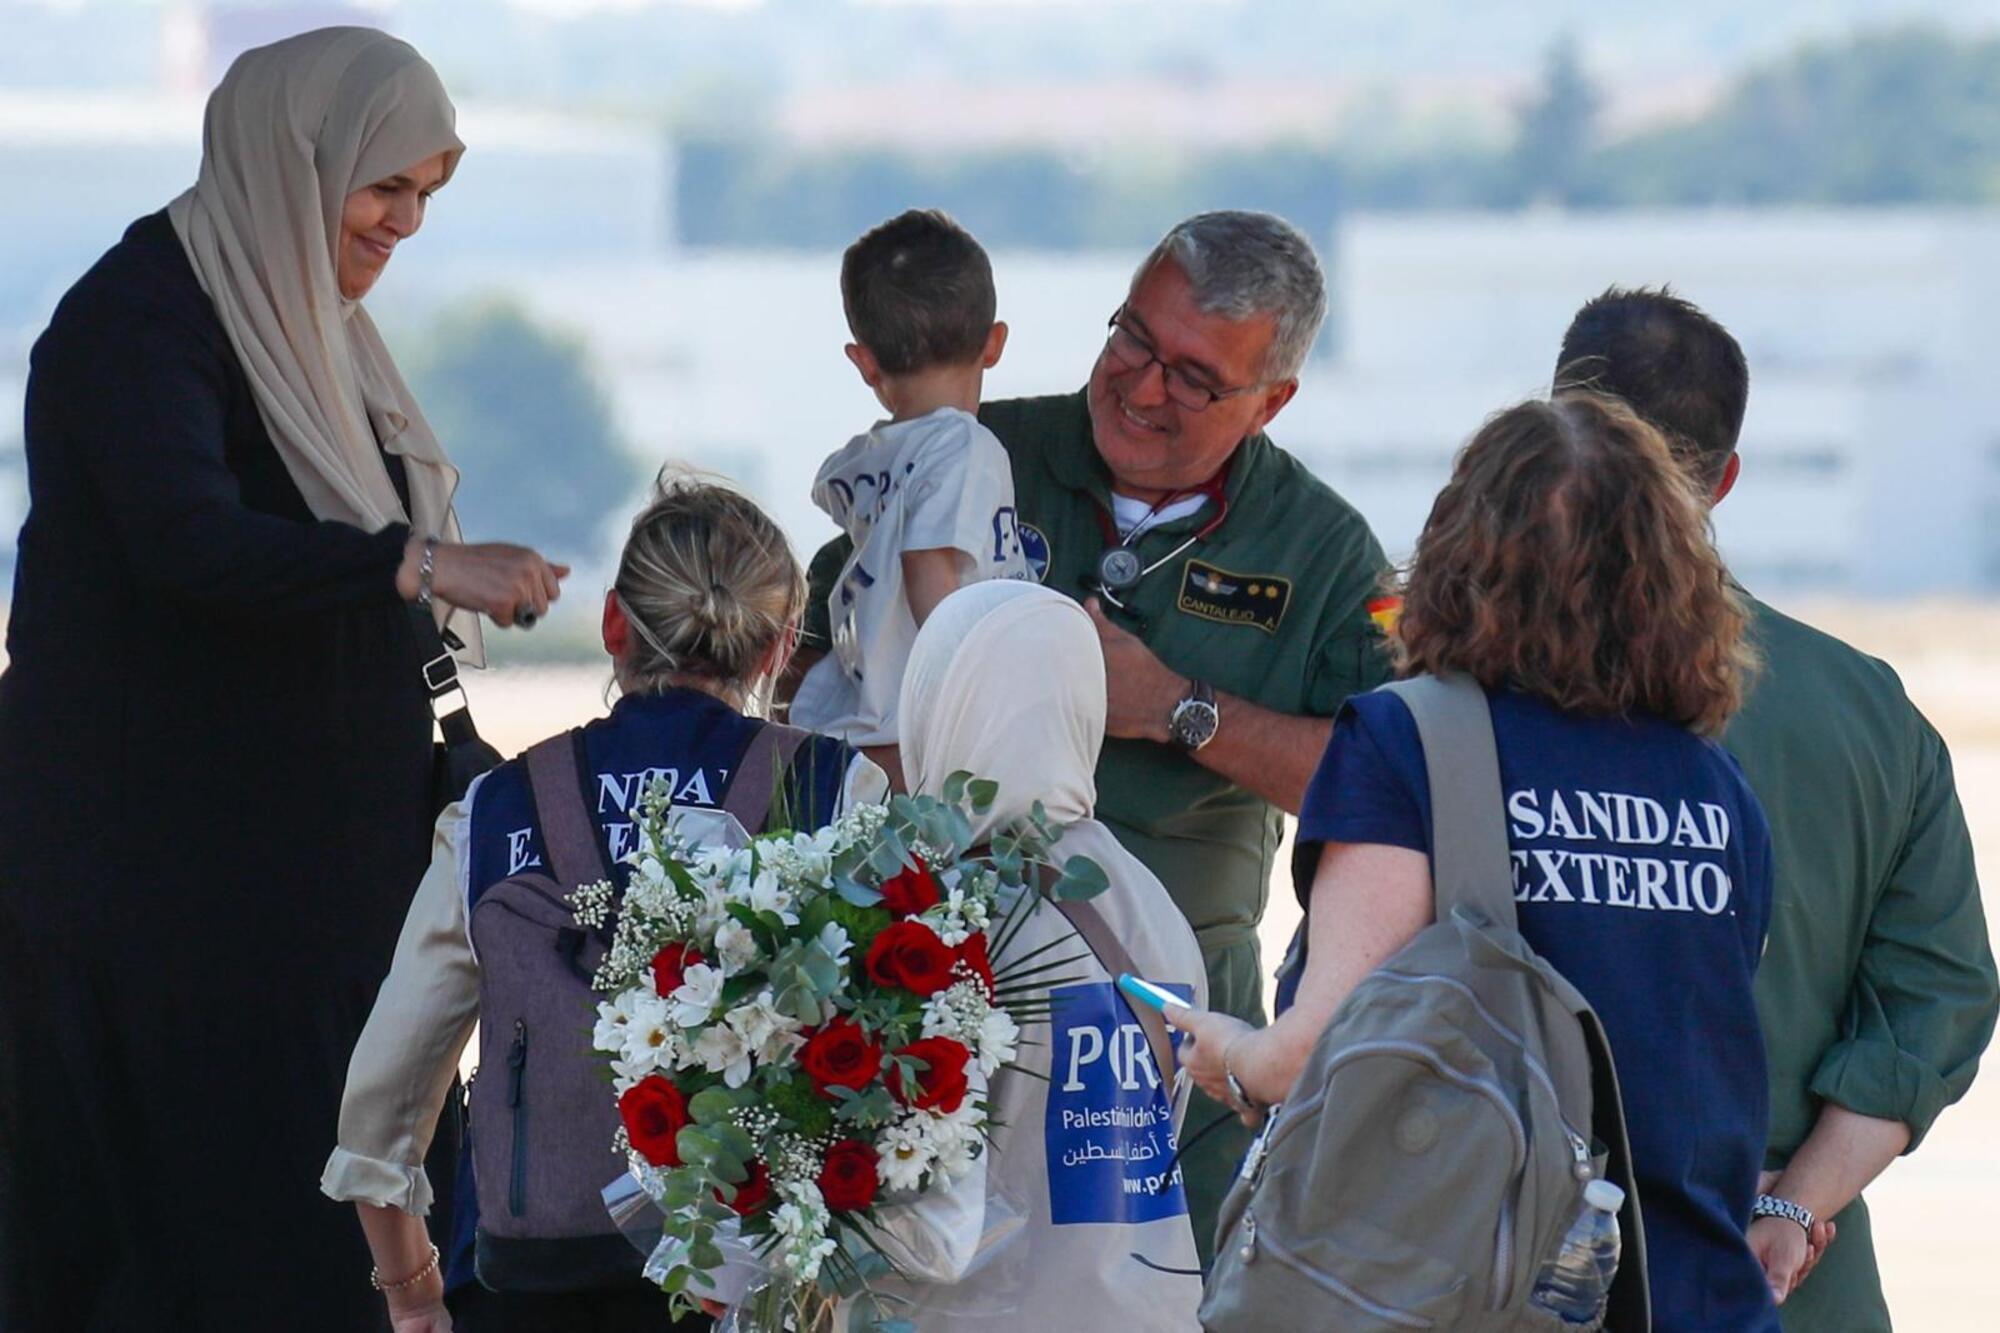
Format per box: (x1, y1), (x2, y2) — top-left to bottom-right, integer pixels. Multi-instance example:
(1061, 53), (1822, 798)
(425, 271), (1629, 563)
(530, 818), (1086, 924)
(1367, 595), (1403, 635)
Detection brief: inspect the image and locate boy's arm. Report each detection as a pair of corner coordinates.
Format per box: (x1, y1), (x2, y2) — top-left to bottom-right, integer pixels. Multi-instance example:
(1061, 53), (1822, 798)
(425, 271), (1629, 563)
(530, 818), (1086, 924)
(902, 547), (972, 627)
(776, 534), (852, 710)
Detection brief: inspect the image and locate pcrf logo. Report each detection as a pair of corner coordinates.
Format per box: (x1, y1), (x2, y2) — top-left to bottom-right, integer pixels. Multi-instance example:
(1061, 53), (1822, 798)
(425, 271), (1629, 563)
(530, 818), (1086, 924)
(1062, 1020), (1162, 1093)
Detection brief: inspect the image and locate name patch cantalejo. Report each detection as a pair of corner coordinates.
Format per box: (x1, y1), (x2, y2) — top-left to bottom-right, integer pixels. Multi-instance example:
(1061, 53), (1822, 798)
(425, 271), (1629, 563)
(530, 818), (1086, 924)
(1177, 559), (1291, 634)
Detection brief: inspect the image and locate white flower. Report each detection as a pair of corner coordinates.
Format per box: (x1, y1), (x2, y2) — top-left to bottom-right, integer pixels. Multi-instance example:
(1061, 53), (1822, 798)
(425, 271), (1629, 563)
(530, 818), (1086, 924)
(976, 1006), (1020, 1076)
(592, 989), (649, 1055)
(742, 868), (799, 925)
(670, 962), (725, 1026)
(617, 992), (682, 1074)
(608, 1054), (652, 1096)
(713, 917), (761, 975)
(877, 1116), (936, 1193)
(725, 990), (802, 1065)
(815, 921), (853, 968)
(692, 1023), (754, 1088)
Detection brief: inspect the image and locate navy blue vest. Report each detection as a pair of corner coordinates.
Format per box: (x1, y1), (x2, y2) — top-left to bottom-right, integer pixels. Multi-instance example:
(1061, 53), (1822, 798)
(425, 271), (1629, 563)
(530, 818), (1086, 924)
(446, 688), (853, 1288)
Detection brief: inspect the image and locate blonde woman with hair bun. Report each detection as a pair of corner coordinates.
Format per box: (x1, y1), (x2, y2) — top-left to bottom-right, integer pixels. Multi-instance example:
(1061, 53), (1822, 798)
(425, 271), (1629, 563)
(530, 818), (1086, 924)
(325, 471), (887, 1330)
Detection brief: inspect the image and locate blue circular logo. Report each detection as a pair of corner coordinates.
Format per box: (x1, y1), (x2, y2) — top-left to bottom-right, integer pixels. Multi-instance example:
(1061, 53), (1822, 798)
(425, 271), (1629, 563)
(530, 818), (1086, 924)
(1018, 522), (1052, 584)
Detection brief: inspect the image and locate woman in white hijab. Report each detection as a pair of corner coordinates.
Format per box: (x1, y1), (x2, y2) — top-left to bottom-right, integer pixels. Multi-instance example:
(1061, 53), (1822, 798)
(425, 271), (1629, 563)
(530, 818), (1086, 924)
(0, 28), (561, 1332)
(709, 582), (1208, 1329)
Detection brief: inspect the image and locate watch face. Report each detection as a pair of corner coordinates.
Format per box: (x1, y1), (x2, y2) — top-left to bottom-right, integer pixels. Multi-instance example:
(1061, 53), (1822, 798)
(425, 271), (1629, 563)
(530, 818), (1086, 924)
(1172, 699), (1219, 749)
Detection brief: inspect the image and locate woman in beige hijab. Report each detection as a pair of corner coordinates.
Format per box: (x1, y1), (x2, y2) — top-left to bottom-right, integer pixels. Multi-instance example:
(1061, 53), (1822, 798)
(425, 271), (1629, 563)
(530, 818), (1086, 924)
(0, 27), (562, 1332)
(710, 581), (1208, 1329)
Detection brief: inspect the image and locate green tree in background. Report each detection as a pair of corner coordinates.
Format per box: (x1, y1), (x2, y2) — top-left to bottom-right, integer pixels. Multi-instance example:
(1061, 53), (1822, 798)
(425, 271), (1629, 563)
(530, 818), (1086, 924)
(665, 24), (2000, 244)
(1595, 26), (2000, 204)
(405, 300), (637, 563)
(1507, 37), (1602, 206)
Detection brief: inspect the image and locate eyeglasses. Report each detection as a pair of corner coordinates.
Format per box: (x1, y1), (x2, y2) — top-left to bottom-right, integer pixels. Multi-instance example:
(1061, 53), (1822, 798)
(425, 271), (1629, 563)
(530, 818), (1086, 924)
(1101, 310), (1265, 412)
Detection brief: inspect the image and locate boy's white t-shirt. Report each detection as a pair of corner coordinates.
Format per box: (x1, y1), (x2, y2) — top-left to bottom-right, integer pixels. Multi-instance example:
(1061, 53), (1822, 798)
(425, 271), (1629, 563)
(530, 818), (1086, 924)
(791, 406), (1029, 746)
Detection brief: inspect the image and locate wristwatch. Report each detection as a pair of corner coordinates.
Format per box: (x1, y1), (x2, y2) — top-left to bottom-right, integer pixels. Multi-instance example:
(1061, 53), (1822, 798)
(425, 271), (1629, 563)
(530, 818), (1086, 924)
(1169, 679), (1220, 752)
(1751, 1194), (1814, 1235)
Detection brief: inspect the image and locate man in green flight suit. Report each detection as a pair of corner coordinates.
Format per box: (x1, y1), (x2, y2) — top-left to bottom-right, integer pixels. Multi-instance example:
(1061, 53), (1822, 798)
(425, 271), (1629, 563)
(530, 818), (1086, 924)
(789, 211), (1394, 1258)
(1554, 287), (1999, 1329)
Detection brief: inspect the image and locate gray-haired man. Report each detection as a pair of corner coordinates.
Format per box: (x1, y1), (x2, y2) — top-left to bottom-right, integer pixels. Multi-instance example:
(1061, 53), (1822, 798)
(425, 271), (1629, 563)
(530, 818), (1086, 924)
(795, 211), (1394, 1258)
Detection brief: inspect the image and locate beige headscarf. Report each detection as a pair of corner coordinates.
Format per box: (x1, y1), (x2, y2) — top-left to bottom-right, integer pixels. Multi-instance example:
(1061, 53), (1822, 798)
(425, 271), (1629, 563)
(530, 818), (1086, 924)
(890, 580), (1208, 1330)
(167, 27), (480, 659)
(898, 579), (1168, 929)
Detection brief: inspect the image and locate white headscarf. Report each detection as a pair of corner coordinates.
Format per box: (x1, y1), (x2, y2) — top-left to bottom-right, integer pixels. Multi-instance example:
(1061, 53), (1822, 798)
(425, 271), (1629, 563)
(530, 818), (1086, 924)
(889, 580), (1208, 1330)
(898, 579), (1159, 917)
(166, 27), (480, 658)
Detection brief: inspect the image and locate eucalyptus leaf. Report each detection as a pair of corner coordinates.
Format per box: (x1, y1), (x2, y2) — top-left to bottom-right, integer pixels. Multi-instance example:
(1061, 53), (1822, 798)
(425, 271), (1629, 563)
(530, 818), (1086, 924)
(675, 1127), (721, 1166)
(1053, 854), (1111, 901)
(941, 771), (970, 806)
(866, 832), (910, 879)
(836, 876), (885, 908)
(967, 778), (999, 812)
(688, 1087), (739, 1125)
(712, 1123), (756, 1164)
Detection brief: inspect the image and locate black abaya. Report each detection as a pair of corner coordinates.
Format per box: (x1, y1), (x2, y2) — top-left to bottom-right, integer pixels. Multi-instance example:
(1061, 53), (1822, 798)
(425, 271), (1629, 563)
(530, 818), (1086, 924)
(0, 212), (439, 1330)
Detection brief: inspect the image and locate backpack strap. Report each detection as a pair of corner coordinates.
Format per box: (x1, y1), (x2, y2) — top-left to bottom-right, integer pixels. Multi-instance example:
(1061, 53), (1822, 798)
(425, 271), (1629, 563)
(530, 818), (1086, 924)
(1051, 895), (1179, 1098)
(718, 721), (814, 834)
(522, 729), (613, 891)
(1379, 674), (1519, 930)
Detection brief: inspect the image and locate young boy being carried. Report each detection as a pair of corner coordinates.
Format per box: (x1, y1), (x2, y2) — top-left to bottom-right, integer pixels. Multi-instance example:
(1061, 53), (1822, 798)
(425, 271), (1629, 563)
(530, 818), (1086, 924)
(789, 209), (1029, 788)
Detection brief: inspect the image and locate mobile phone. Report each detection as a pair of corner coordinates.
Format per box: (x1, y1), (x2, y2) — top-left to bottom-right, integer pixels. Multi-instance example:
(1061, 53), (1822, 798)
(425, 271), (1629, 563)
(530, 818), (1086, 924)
(1117, 972), (1193, 1012)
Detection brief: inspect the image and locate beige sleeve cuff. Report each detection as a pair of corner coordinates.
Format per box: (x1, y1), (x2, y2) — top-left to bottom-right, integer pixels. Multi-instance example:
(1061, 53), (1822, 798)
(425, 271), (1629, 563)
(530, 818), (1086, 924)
(320, 792), (483, 1215)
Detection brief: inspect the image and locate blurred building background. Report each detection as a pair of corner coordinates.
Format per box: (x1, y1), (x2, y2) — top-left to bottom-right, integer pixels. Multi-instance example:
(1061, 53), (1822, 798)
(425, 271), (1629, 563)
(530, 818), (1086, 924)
(5, 0), (2000, 607)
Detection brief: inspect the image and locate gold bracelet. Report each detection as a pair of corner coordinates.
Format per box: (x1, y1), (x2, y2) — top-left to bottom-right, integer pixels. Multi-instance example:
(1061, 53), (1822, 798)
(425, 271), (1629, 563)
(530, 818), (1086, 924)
(371, 1242), (440, 1294)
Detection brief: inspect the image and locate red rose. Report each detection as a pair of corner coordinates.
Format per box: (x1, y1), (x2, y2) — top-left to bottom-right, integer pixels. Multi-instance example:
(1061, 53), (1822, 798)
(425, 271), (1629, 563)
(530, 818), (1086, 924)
(956, 933), (996, 999)
(878, 857), (942, 917)
(619, 1075), (691, 1167)
(651, 942), (705, 997)
(864, 920), (957, 997)
(716, 1158), (772, 1217)
(888, 1036), (972, 1114)
(800, 1017), (883, 1096)
(817, 1139), (880, 1212)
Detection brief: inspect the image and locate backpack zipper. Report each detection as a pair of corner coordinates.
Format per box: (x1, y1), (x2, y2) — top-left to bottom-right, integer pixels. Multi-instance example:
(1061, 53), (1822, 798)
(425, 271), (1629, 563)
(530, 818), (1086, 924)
(507, 1019), (529, 1217)
(1248, 1207), (1439, 1329)
(1319, 1039), (1527, 1310)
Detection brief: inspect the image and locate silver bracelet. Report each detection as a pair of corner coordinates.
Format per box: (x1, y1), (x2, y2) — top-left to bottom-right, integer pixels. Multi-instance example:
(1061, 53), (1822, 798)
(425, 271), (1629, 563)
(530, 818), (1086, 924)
(1221, 1034), (1268, 1125)
(416, 533), (440, 608)
(1751, 1193), (1814, 1236)
(371, 1241), (440, 1293)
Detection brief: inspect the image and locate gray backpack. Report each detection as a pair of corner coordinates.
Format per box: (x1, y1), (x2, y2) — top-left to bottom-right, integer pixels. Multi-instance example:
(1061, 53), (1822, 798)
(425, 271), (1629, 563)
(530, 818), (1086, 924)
(1201, 675), (1651, 1332)
(467, 721), (809, 1292)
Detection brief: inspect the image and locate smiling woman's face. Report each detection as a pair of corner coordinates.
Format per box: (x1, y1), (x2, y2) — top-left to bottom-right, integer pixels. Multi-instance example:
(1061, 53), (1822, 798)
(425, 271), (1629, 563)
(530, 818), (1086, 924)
(335, 151), (450, 300)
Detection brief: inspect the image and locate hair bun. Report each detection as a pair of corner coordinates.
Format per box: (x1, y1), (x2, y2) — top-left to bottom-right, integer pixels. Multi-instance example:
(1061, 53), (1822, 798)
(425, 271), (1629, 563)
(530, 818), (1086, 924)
(690, 580), (748, 638)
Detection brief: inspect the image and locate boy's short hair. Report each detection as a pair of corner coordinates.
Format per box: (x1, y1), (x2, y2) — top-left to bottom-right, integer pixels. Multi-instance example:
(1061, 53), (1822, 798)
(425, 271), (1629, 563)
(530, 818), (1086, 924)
(841, 209), (996, 376)
(1554, 286), (1749, 488)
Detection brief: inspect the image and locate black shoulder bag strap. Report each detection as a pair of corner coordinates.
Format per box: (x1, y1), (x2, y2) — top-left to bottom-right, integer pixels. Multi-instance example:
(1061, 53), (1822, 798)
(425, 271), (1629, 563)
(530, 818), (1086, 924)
(411, 606), (503, 811)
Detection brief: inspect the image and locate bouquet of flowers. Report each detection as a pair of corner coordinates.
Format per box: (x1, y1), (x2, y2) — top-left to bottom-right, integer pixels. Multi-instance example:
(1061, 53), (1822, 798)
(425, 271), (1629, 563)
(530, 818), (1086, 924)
(574, 772), (1108, 1332)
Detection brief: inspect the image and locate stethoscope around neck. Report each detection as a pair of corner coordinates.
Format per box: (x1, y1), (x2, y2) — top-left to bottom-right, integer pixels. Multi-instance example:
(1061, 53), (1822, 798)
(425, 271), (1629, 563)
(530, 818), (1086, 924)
(1089, 478), (1232, 611)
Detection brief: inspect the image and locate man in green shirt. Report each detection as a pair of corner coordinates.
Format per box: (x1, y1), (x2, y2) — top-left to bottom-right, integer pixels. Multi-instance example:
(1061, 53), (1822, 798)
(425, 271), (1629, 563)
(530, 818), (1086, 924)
(791, 211), (1393, 1256)
(1554, 288), (1999, 1328)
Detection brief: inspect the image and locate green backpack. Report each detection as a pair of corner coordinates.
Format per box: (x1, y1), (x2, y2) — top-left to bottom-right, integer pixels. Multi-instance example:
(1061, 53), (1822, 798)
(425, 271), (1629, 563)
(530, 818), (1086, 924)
(1201, 675), (1652, 1332)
